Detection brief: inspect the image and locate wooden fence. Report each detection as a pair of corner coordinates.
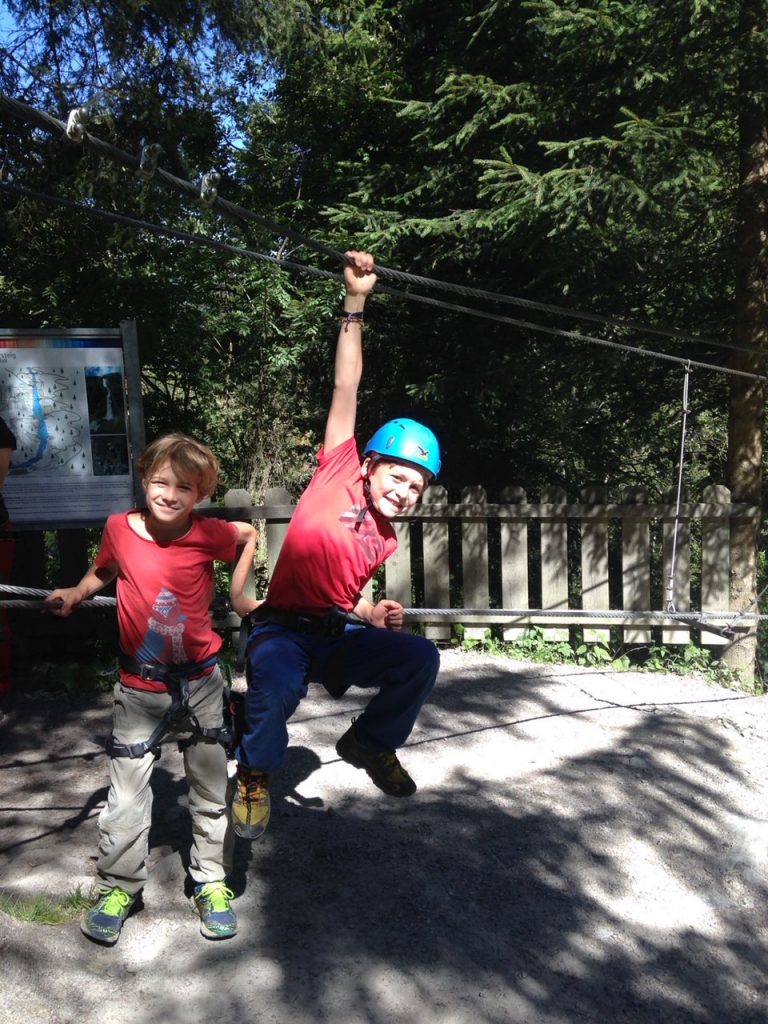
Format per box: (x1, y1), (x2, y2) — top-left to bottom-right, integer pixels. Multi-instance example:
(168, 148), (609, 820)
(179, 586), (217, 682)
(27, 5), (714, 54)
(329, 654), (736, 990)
(10, 482), (759, 655)
(213, 482), (757, 648)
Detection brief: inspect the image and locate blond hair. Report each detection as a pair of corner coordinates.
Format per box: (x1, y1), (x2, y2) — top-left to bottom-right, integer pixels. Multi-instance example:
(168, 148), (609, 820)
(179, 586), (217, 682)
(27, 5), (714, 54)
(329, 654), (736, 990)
(136, 432), (220, 498)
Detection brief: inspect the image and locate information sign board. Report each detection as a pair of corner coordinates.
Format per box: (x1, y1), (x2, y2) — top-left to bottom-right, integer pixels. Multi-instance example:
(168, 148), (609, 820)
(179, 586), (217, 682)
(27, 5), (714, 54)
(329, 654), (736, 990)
(0, 323), (144, 526)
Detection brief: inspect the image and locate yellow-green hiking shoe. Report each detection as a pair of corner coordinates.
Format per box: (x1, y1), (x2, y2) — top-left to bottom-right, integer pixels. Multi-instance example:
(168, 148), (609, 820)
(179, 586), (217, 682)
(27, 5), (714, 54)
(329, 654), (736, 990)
(193, 881), (237, 939)
(232, 767), (271, 840)
(336, 723), (417, 797)
(80, 887), (136, 945)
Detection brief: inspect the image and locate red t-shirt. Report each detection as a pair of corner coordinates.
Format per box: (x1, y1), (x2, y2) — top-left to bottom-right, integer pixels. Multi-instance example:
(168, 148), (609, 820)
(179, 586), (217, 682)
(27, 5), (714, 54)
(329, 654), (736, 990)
(267, 438), (397, 616)
(95, 511), (239, 692)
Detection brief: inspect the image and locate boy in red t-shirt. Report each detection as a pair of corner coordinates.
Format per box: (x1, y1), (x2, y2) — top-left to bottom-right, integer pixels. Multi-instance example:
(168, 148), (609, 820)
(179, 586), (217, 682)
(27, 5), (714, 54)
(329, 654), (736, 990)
(232, 250), (441, 840)
(48, 433), (257, 945)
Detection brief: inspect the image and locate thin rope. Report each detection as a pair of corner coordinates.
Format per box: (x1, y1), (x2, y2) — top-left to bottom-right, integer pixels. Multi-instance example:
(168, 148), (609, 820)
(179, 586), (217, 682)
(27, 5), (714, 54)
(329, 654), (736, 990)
(0, 89), (758, 358)
(666, 362), (692, 612)
(1, 182), (763, 383)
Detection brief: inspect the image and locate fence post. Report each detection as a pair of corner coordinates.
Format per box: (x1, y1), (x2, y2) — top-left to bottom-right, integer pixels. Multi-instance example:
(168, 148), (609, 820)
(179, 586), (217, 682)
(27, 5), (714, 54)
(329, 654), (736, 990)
(224, 488), (257, 606)
(540, 486), (569, 641)
(385, 519), (413, 631)
(422, 485), (450, 642)
(701, 484), (730, 647)
(621, 487), (652, 644)
(264, 487), (292, 579)
(461, 486), (490, 640)
(580, 486), (610, 644)
(500, 486), (528, 640)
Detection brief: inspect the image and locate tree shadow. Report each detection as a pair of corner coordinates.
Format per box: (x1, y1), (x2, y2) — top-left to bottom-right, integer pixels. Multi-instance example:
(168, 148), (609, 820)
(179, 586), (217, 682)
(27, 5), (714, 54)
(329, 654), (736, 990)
(2, 659), (767, 1023)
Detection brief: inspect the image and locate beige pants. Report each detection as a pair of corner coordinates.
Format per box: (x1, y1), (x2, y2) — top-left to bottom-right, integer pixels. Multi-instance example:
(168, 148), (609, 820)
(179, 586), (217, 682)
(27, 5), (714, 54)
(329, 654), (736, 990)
(95, 666), (233, 894)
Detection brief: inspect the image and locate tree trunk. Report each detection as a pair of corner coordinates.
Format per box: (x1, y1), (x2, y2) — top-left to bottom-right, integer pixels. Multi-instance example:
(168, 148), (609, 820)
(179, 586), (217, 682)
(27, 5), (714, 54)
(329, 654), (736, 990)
(724, 1), (768, 683)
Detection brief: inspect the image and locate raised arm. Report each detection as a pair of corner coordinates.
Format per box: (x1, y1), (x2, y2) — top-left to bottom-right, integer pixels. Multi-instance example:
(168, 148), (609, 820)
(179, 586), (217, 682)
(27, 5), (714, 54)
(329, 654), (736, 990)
(323, 250), (377, 453)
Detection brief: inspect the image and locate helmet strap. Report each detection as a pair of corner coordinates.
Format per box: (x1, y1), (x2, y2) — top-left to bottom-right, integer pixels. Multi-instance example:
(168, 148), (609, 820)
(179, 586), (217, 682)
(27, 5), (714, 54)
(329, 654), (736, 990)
(355, 465), (378, 529)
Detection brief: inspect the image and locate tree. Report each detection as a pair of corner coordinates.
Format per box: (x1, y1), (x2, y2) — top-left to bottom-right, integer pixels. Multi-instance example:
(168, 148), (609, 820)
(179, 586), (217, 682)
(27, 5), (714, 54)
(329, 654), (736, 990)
(725, 0), (768, 677)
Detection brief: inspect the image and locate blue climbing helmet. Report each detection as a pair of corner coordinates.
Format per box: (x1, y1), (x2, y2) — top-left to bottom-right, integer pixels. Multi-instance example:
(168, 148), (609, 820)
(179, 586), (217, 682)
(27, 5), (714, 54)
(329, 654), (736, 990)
(363, 418), (441, 481)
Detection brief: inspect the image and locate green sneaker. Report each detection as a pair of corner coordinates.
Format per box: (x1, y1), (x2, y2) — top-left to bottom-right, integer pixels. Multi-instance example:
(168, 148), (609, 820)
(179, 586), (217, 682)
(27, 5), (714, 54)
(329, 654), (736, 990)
(232, 767), (271, 840)
(193, 881), (237, 939)
(80, 887), (136, 945)
(336, 722), (417, 797)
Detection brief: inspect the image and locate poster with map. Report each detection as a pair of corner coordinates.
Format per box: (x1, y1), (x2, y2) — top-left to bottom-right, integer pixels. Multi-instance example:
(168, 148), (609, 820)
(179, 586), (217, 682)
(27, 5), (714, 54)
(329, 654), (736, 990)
(0, 328), (140, 525)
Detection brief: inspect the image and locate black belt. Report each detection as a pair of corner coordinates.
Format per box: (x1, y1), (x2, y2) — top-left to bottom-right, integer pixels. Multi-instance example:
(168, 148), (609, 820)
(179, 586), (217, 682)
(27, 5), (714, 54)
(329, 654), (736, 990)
(250, 603), (365, 636)
(236, 603), (366, 672)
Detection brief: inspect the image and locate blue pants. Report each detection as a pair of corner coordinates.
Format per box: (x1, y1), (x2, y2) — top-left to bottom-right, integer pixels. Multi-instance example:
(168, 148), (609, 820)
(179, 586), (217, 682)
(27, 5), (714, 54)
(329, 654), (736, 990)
(237, 623), (439, 772)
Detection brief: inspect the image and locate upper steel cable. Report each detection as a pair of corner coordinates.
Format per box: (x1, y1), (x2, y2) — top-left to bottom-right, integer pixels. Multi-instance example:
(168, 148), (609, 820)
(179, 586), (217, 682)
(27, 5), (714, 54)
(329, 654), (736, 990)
(0, 90), (761, 358)
(1, 180), (764, 383)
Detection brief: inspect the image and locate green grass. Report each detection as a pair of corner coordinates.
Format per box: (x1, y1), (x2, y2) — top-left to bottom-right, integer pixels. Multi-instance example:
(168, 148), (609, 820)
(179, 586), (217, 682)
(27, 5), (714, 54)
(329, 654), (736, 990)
(453, 625), (754, 690)
(0, 886), (93, 925)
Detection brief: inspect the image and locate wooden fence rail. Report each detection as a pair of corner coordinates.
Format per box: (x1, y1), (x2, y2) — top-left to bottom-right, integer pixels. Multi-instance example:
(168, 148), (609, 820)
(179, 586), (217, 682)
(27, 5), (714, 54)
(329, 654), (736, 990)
(10, 482), (759, 654)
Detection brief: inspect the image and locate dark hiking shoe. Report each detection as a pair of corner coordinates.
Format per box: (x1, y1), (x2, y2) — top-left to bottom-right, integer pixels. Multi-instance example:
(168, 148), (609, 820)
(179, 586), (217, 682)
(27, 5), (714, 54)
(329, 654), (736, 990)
(232, 767), (271, 839)
(193, 881), (237, 939)
(336, 722), (417, 797)
(80, 887), (136, 945)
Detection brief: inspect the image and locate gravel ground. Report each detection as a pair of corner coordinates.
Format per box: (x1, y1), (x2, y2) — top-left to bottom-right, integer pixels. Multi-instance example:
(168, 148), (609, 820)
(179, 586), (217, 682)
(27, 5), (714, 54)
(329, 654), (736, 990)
(1, 649), (768, 1024)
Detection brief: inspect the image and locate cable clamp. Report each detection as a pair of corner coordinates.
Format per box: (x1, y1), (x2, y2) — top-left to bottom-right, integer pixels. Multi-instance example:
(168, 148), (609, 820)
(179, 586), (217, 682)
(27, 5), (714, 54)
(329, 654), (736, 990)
(65, 106), (89, 142)
(138, 142), (163, 180)
(199, 170), (221, 206)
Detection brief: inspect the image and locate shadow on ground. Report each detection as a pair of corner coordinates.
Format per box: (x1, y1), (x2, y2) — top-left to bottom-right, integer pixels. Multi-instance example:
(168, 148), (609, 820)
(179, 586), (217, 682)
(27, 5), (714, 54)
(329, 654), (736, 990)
(1, 652), (767, 1024)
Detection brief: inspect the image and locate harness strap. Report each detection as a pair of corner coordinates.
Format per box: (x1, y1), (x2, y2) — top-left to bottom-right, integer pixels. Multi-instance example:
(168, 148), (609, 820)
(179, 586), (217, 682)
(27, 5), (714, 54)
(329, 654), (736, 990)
(117, 650), (220, 683)
(107, 651), (227, 759)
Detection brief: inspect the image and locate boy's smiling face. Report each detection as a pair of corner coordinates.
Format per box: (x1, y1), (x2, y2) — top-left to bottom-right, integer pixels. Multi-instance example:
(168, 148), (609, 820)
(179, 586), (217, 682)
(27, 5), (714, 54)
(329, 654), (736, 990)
(142, 460), (204, 533)
(362, 458), (428, 519)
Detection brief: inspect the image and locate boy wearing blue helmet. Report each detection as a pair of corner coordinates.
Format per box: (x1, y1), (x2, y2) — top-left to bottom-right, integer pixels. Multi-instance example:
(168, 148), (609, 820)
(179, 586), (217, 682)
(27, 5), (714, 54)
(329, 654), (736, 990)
(232, 251), (441, 839)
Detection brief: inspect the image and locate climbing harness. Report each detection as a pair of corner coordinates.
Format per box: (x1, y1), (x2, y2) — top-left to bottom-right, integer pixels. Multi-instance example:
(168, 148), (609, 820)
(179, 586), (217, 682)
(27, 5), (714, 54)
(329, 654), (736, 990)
(106, 651), (233, 759)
